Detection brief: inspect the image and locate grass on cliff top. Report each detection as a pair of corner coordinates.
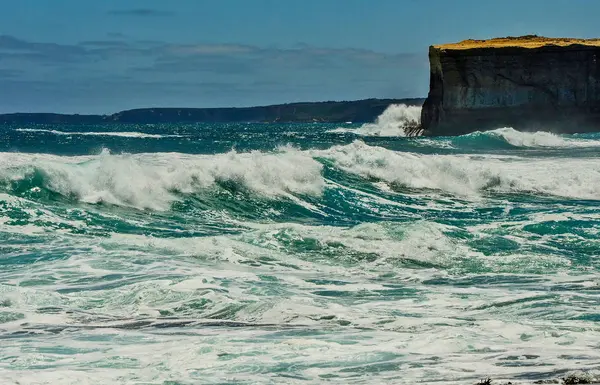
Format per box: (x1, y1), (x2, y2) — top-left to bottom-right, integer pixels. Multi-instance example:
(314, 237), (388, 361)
(435, 35), (600, 50)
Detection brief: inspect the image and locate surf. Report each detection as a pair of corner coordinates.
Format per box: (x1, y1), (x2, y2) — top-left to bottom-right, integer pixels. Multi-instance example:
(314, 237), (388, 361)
(451, 127), (600, 148)
(2, 138), (599, 215)
(0, 147), (325, 211)
(1, 117), (600, 385)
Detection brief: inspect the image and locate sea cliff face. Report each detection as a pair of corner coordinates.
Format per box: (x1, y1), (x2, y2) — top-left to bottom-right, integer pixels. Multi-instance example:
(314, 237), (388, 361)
(421, 37), (600, 136)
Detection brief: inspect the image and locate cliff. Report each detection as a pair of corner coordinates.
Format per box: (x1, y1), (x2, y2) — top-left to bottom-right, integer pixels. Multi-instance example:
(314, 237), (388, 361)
(420, 36), (600, 136)
(0, 98), (424, 125)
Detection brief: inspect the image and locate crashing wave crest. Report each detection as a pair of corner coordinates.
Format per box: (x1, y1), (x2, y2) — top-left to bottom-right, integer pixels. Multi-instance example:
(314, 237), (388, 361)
(0, 148), (324, 210)
(329, 104), (421, 137)
(459, 127), (600, 148)
(1, 139), (598, 211)
(315, 140), (600, 200)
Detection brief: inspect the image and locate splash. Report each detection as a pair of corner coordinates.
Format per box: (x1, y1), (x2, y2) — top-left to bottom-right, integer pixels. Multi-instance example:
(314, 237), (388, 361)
(316, 140), (600, 200)
(0, 148), (324, 210)
(329, 104), (422, 137)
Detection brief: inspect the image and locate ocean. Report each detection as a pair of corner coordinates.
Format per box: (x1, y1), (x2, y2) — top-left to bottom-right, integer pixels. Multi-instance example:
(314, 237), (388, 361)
(0, 105), (599, 384)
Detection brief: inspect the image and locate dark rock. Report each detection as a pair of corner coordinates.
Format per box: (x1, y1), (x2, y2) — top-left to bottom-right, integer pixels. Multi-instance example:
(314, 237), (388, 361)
(421, 36), (600, 136)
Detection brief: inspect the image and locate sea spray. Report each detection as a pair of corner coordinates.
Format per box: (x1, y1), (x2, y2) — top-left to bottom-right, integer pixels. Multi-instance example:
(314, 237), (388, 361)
(2, 139), (599, 213)
(329, 104), (422, 136)
(0, 147), (324, 210)
(315, 140), (600, 199)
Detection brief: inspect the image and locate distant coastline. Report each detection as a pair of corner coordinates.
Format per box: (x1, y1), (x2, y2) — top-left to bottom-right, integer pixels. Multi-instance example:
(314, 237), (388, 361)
(0, 98), (424, 125)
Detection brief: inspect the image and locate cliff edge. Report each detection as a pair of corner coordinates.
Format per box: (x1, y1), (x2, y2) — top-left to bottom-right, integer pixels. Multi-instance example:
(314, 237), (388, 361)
(420, 35), (600, 136)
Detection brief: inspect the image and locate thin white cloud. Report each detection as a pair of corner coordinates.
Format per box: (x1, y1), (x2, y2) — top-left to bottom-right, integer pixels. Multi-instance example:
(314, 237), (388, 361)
(0, 35), (428, 113)
(107, 9), (175, 17)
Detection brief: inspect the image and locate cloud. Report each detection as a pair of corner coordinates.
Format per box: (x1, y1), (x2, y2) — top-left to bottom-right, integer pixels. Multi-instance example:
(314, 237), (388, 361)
(107, 9), (175, 17)
(107, 32), (127, 38)
(0, 35), (425, 72)
(144, 43), (424, 74)
(0, 69), (23, 79)
(162, 44), (255, 55)
(0, 35), (91, 65)
(79, 40), (131, 48)
(0, 35), (86, 55)
(0, 35), (429, 113)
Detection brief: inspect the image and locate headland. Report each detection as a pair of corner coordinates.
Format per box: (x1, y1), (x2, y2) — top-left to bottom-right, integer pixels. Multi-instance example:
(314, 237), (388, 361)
(421, 35), (600, 136)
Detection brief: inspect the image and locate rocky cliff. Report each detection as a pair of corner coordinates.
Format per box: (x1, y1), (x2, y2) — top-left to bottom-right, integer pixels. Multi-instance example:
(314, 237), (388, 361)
(421, 36), (600, 136)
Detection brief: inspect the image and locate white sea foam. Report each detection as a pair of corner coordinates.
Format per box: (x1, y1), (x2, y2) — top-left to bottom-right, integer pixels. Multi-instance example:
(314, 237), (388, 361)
(1, 219), (597, 384)
(328, 104), (421, 136)
(16, 128), (186, 138)
(482, 127), (600, 148)
(0, 147), (325, 210)
(242, 220), (463, 269)
(3, 120), (600, 385)
(315, 140), (600, 200)
(1, 139), (599, 212)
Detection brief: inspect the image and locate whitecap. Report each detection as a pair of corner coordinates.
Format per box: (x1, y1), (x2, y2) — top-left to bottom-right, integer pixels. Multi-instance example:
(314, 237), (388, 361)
(16, 128), (186, 139)
(314, 140), (600, 200)
(478, 127), (600, 148)
(328, 104), (421, 137)
(0, 148), (325, 210)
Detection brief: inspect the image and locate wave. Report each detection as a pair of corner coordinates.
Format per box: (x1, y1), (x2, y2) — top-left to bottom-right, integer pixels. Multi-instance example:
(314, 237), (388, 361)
(1, 140), (598, 211)
(315, 141), (600, 200)
(328, 104), (421, 137)
(242, 220), (465, 271)
(0, 147), (324, 210)
(454, 127), (600, 148)
(15, 128), (186, 139)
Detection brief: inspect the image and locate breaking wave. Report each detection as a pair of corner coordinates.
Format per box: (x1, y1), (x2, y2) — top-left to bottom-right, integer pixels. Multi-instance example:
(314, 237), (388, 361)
(454, 127), (600, 148)
(316, 141), (600, 200)
(0, 148), (324, 210)
(329, 104), (421, 136)
(2, 121), (600, 385)
(1, 139), (598, 212)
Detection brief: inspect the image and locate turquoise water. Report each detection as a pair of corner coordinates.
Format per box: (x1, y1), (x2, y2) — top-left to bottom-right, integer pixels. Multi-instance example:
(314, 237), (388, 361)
(0, 112), (599, 384)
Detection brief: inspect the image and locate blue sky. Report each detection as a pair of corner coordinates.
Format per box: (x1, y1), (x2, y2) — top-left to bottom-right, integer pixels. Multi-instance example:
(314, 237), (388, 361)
(0, 0), (598, 113)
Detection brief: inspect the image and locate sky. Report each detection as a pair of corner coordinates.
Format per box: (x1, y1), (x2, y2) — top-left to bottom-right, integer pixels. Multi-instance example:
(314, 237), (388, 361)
(0, 0), (599, 114)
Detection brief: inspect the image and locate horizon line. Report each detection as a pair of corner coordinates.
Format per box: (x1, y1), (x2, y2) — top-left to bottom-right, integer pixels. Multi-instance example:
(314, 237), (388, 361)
(0, 97), (426, 117)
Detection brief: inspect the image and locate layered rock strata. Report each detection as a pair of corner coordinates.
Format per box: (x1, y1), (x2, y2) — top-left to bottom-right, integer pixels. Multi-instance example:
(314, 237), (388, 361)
(421, 36), (600, 136)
